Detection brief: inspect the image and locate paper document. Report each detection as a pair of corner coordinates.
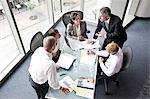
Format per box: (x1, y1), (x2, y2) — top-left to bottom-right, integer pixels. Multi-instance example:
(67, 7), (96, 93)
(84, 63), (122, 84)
(59, 76), (74, 93)
(80, 50), (96, 66)
(56, 53), (76, 69)
(77, 77), (94, 89)
(81, 39), (100, 49)
(76, 89), (94, 99)
(67, 37), (100, 50)
(70, 80), (94, 99)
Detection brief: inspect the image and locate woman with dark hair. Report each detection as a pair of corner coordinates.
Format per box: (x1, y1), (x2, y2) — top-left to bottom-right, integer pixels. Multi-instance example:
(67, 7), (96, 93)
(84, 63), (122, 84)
(66, 12), (88, 41)
(46, 29), (61, 62)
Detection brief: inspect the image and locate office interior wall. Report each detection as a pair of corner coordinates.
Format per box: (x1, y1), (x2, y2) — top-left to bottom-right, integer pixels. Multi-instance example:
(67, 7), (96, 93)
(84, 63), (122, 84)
(110, 0), (127, 19)
(135, 0), (150, 18)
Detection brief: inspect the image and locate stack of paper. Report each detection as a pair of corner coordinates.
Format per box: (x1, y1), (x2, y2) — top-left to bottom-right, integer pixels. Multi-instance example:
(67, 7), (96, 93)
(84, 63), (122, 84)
(70, 79), (94, 99)
(59, 76), (95, 99)
(59, 76), (74, 93)
(56, 53), (77, 69)
(67, 37), (100, 50)
(77, 77), (94, 90)
(80, 50), (96, 66)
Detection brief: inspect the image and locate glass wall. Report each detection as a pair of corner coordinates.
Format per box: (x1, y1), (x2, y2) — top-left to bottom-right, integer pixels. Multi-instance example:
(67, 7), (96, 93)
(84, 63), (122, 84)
(52, 0), (61, 22)
(10, 0), (51, 52)
(62, 0), (80, 12)
(0, 1), (24, 81)
(84, 0), (111, 22)
(84, 0), (97, 21)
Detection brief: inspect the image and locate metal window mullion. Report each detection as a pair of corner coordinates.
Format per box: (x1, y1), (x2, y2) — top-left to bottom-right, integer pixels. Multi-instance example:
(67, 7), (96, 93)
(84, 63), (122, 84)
(60, 0), (62, 12)
(47, 0), (54, 24)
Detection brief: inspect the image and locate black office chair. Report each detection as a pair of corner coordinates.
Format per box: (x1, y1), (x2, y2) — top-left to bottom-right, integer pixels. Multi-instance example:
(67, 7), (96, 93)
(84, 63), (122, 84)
(98, 46), (133, 95)
(62, 11), (84, 50)
(62, 10), (83, 29)
(30, 32), (44, 53)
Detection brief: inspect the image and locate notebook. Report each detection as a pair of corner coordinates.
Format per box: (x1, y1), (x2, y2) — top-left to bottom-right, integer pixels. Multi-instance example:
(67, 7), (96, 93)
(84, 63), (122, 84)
(56, 53), (77, 69)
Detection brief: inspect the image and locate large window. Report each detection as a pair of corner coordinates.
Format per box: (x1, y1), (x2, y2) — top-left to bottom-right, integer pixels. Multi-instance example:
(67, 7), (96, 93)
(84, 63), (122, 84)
(62, 0), (80, 12)
(0, 1), (24, 81)
(84, 0), (97, 21)
(11, 0), (51, 52)
(84, 0), (111, 22)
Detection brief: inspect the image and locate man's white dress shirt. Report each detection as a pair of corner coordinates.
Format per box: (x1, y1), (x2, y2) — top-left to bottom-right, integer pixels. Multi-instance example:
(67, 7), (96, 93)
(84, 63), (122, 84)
(28, 47), (60, 89)
(96, 47), (123, 76)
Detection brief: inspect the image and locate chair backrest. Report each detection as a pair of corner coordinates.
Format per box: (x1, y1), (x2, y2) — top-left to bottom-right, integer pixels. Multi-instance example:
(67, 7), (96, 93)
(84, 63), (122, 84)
(62, 11), (83, 50)
(62, 10), (83, 28)
(30, 32), (44, 53)
(121, 46), (133, 71)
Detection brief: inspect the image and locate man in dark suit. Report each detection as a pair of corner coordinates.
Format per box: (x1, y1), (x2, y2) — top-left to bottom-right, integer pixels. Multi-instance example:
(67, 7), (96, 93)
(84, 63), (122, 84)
(93, 7), (127, 49)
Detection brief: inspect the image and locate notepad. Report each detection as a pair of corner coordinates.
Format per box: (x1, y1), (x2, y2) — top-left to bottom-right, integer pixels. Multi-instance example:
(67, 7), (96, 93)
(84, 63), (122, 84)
(56, 53), (77, 69)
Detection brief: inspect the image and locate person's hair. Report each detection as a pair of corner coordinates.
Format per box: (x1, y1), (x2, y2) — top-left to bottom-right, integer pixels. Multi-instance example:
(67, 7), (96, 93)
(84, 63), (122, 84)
(108, 42), (119, 54)
(43, 36), (56, 51)
(100, 7), (111, 16)
(47, 29), (59, 37)
(70, 12), (80, 24)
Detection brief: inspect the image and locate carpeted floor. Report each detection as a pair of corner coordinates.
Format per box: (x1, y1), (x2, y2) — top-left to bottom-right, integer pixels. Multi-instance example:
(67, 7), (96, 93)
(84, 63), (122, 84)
(0, 18), (149, 99)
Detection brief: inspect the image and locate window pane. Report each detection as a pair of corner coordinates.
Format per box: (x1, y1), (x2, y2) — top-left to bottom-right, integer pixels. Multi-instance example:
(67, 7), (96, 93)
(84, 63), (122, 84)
(84, 0), (97, 21)
(11, 0), (51, 52)
(0, 3), (22, 79)
(84, 0), (111, 21)
(52, 0), (61, 22)
(62, 0), (80, 11)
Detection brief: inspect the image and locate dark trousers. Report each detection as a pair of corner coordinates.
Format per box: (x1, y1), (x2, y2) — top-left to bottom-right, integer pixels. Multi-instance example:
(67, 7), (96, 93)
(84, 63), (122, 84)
(29, 75), (49, 99)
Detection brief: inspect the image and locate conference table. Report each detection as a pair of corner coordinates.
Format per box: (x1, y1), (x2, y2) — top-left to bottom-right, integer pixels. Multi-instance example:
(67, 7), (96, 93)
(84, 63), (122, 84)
(46, 37), (104, 99)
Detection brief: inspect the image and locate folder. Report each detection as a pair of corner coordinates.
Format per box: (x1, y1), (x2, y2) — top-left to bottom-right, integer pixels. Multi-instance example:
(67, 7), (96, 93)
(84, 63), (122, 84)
(56, 53), (77, 70)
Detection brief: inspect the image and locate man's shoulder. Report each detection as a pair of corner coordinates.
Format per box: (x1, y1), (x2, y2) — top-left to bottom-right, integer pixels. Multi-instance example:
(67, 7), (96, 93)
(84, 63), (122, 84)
(110, 14), (121, 22)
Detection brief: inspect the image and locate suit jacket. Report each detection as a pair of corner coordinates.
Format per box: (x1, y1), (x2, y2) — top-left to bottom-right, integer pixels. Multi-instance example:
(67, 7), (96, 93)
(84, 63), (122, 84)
(93, 14), (127, 48)
(66, 21), (88, 39)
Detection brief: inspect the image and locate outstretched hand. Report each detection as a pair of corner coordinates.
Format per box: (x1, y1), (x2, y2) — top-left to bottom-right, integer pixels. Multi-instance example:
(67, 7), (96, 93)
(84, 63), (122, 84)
(61, 87), (70, 94)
